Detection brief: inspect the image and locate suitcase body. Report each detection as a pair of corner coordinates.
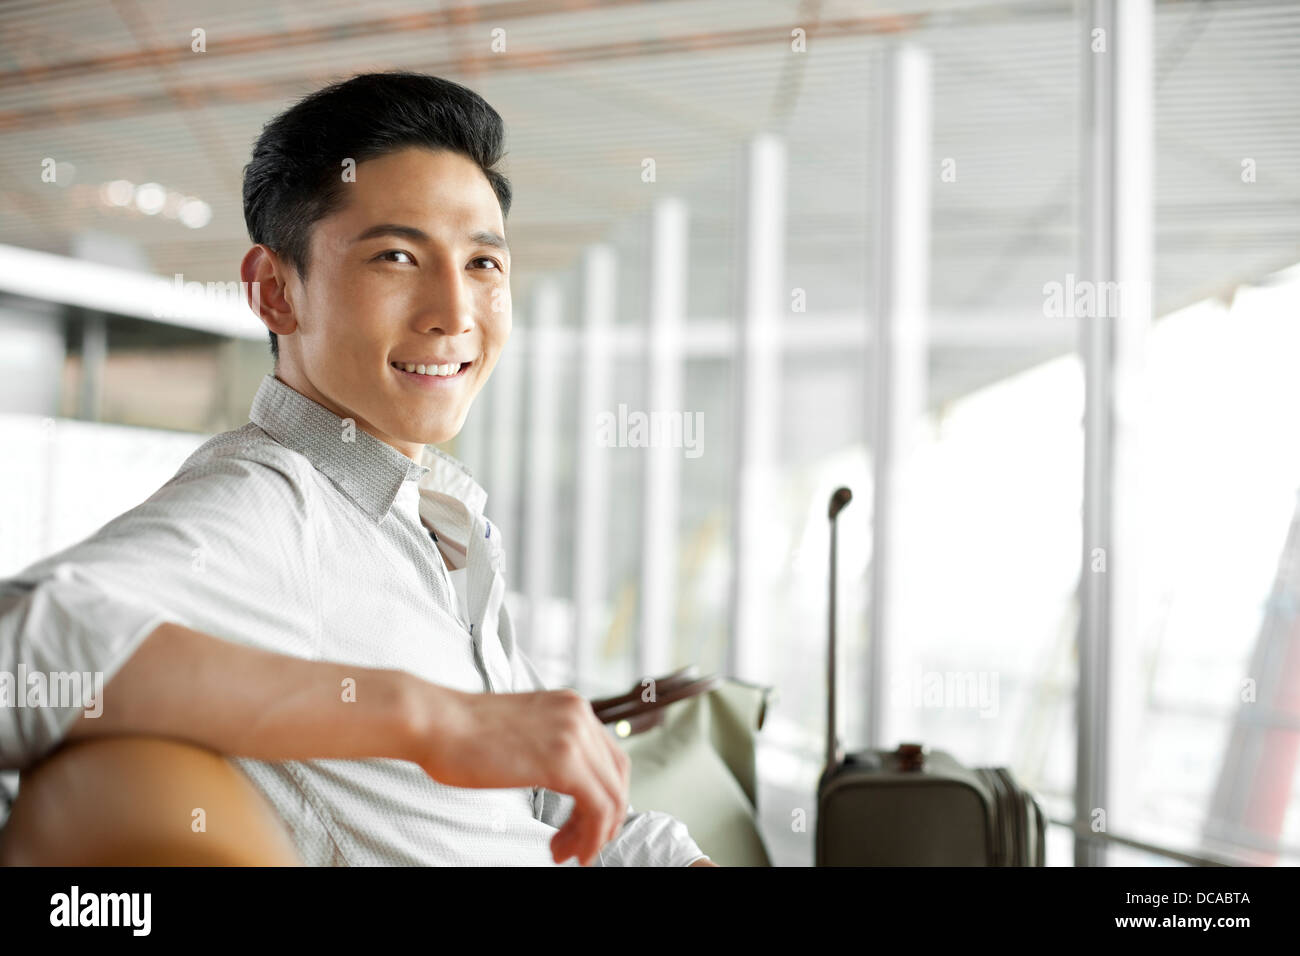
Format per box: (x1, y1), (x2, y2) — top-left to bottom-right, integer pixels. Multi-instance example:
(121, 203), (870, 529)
(815, 488), (1047, 865)
(815, 743), (1047, 866)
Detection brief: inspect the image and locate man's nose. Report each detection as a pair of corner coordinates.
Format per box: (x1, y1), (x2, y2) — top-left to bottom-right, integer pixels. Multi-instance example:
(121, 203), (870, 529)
(418, 258), (475, 334)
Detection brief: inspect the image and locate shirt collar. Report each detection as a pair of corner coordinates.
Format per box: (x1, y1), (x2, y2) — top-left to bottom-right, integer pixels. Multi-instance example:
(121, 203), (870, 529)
(248, 373), (485, 523)
(417, 443), (489, 517)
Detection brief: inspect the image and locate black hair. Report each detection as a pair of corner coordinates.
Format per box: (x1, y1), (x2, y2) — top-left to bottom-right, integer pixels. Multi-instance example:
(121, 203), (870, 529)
(241, 71), (512, 364)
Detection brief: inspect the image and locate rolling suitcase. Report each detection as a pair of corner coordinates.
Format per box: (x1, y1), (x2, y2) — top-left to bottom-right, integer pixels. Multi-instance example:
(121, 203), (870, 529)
(814, 487), (1048, 866)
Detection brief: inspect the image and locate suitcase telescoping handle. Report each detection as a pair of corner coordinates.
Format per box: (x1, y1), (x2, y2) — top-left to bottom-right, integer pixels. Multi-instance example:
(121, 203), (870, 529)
(826, 487), (853, 774)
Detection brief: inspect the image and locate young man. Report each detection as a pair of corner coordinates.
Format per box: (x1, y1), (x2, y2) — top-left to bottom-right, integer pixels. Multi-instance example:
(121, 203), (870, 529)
(0, 72), (715, 867)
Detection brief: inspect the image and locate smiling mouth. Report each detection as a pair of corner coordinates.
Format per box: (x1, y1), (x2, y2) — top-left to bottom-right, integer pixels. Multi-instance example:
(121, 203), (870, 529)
(389, 360), (472, 379)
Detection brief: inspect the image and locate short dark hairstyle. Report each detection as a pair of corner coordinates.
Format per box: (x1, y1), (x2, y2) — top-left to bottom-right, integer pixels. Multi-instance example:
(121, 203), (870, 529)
(241, 71), (513, 364)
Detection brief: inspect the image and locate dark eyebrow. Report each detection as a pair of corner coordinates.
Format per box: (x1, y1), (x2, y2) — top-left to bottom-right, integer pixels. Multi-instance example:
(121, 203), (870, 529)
(468, 229), (510, 255)
(352, 223), (427, 244)
(352, 223), (509, 256)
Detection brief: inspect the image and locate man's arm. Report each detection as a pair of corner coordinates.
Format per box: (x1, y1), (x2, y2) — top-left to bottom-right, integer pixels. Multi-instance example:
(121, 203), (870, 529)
(15, 615), (628, 867)
(59, 620), (445, 766)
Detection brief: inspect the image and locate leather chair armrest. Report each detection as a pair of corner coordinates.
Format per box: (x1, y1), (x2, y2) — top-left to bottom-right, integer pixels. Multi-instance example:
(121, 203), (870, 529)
(0, 736), (302, 866)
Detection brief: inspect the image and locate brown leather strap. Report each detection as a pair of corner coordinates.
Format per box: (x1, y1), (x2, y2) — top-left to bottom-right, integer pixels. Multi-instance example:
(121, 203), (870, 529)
(588, 665), (698, 714)
(592, 674), (724, 736)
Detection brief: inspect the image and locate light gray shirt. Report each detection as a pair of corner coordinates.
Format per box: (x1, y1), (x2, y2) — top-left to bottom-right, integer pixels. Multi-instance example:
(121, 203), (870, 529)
(0, 372), (706, 866)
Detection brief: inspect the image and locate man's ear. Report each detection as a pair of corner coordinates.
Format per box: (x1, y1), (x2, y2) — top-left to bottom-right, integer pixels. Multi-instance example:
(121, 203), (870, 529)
(240, 244), (298, 338)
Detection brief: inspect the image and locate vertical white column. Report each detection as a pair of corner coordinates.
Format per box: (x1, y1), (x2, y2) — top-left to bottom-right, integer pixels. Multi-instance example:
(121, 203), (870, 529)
(1076, 0), (1153, 867)
(573, 246), (616, 690)
(523, 284), (562, 667)
(866, 43), (931, 751)
(637, 199), (688, 680)
(726, 134), (788, 683)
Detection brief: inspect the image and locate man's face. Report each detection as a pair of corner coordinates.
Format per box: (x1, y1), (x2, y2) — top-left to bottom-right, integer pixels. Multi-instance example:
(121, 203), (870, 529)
(247, 146), (511, 460)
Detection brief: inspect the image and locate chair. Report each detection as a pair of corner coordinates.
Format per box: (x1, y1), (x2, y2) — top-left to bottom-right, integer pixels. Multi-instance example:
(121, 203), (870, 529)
(0, 736), (302, 865)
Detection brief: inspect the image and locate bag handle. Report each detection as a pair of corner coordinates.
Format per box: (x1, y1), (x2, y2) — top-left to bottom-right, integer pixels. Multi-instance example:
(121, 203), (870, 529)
(588, 665), (698, 713)
(590, 671), (725, 737)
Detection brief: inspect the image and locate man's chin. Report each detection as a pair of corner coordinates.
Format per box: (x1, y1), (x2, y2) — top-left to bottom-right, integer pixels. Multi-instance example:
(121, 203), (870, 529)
(403, 420), (461, 448)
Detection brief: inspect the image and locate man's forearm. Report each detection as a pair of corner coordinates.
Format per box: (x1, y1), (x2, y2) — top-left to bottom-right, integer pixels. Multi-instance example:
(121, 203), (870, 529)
(61, 620), (451, 766)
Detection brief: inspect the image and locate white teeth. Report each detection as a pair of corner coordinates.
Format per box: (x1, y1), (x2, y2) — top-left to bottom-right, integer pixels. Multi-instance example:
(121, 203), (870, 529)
(394, 361), (463, 377)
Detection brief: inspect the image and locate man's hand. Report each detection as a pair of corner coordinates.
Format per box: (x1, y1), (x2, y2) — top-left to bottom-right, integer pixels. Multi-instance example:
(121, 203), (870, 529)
(409, 685), (630, 868)
(690, 858), (720, 866)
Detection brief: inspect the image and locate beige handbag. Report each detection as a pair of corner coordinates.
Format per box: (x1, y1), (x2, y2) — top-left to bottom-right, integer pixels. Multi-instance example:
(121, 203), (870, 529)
(591, 667), (775, 867)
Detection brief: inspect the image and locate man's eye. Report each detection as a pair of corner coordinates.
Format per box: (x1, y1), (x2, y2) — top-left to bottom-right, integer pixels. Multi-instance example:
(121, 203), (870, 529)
(472, 257), (502, 271)
(376, 250), (414, 264)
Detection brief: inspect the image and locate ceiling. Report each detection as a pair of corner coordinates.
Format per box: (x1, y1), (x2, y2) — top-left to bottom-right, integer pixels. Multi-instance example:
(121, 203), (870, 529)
(1, 0), (1297, 407)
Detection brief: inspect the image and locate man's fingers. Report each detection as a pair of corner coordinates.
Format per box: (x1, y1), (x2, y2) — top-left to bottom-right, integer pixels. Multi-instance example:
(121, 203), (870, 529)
(580, 708), (628, 847)
(546, 694), (629, 865)
(551, 816), (577, 863)
(570, 800), (606, 866)
(555, 779), (610, 866)
(552, 809), (593, 864)
(594, 721), (632, 844)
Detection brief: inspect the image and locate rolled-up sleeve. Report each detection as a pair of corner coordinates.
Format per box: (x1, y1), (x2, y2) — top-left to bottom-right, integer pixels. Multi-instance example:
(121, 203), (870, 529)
(0, 571), (171, 770)
(509, 643), (708, 867)
(0, 442), (316, 770)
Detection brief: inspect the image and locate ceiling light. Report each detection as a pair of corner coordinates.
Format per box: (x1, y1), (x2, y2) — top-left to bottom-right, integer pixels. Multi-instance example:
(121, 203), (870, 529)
(178, 198), (211, 229)
(103, 179), (134, 206)
(134, 182), (166, 215)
